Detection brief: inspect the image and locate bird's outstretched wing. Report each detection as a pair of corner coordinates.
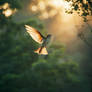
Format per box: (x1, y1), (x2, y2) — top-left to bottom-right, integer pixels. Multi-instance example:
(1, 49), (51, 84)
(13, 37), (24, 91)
(25, 25), (44, 44)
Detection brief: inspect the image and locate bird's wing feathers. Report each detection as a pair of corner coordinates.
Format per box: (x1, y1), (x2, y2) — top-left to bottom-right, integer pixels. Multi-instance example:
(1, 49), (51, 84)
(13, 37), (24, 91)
(34, 47), (48, 55)
(25, 25), (43, 44)
(40, 47), (48, 55)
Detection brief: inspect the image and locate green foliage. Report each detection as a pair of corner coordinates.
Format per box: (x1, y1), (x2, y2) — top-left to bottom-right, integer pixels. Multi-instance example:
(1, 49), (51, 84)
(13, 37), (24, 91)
(0, 0), (22, 9)
(0, 2), (45, 91)
(65, 0), (92, 18)
(29, 60), (84, 92)
(0, 0), (91, 92)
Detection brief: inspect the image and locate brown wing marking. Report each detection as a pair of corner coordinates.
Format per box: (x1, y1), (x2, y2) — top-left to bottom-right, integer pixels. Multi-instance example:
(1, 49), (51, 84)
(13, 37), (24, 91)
(40, 47), (48, 55)
(25, 25), (43, 44)
(34, 47), (48, 55)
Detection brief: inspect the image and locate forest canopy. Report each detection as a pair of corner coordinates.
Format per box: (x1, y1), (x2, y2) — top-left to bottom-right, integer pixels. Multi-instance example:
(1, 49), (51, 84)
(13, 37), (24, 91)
(0, 0), (92, 92)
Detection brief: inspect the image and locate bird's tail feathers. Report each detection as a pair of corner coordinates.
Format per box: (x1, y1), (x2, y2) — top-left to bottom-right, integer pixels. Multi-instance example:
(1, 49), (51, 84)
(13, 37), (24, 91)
(34, 47), (48, 55)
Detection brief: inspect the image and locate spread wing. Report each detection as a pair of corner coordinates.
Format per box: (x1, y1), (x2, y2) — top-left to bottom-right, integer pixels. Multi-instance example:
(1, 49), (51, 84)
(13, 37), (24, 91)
(40, 47), (48, 55)
(25, 25), (44, 44)
(34, 47), (48, 55)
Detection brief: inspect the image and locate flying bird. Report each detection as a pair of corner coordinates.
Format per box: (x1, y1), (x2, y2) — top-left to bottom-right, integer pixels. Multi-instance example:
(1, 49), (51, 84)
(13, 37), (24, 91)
(25, 25), (51, 55)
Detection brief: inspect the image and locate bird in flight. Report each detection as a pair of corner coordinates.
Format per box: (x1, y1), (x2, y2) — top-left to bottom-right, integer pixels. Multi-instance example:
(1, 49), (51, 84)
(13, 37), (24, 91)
(25, 25), (51, 55)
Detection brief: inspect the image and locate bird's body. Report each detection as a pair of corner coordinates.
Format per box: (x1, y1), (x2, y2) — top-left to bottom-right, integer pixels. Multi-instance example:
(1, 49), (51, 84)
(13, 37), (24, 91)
(25, 25), (51, 55)
(41, 35), (51, 47)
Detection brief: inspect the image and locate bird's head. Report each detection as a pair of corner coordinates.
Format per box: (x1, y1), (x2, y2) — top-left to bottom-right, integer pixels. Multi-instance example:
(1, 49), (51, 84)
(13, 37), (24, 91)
(46, 34), (52, 43)
(47, 34), (51, 39)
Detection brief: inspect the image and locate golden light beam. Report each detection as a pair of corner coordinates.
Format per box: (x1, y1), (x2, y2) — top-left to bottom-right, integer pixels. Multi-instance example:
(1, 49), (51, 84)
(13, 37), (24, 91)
(30, 0), (73, 19)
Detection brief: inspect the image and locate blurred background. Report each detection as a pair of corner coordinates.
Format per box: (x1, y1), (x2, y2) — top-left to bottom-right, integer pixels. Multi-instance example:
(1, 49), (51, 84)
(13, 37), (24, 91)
(0, 0), (92, 92)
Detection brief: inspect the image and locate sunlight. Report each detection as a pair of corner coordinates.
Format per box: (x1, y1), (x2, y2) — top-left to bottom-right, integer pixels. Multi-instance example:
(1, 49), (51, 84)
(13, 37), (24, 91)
(29, 0), (83, 45)
(31, 5), (38, 12)
(3, 8), (17, 17)
(64, 1), (73, 10)
(0, 3), (17, 17)
(38, 1), (46, 10)
(2, 3), (9, 9)
(48, 0), (64, 8)
(49, 10), (57, 17)
(3, 9), (13, 17)
(30, 0), (73, 19)
(0, 3), (9, 9)
(48, 0), (72, 10)
(39, 11), (49, 19)
(83, 0), (87, 4)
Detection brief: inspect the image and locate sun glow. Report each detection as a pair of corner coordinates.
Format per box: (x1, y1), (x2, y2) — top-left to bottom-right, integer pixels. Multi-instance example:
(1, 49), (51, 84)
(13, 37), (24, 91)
(2, 3), (9, 9)
(48, 0), (72, 10)
(38, 1), (46, 10)
(31, 5), (38, 12)
(30, 0), (73, 19)
(3, 9), (13, 17)
(0, 3), (17, 17)
(29, 0), (83, 46)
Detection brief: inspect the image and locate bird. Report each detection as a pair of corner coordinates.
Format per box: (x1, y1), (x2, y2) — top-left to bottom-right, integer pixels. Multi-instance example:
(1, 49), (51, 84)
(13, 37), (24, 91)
(25, 25), (51, 55)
